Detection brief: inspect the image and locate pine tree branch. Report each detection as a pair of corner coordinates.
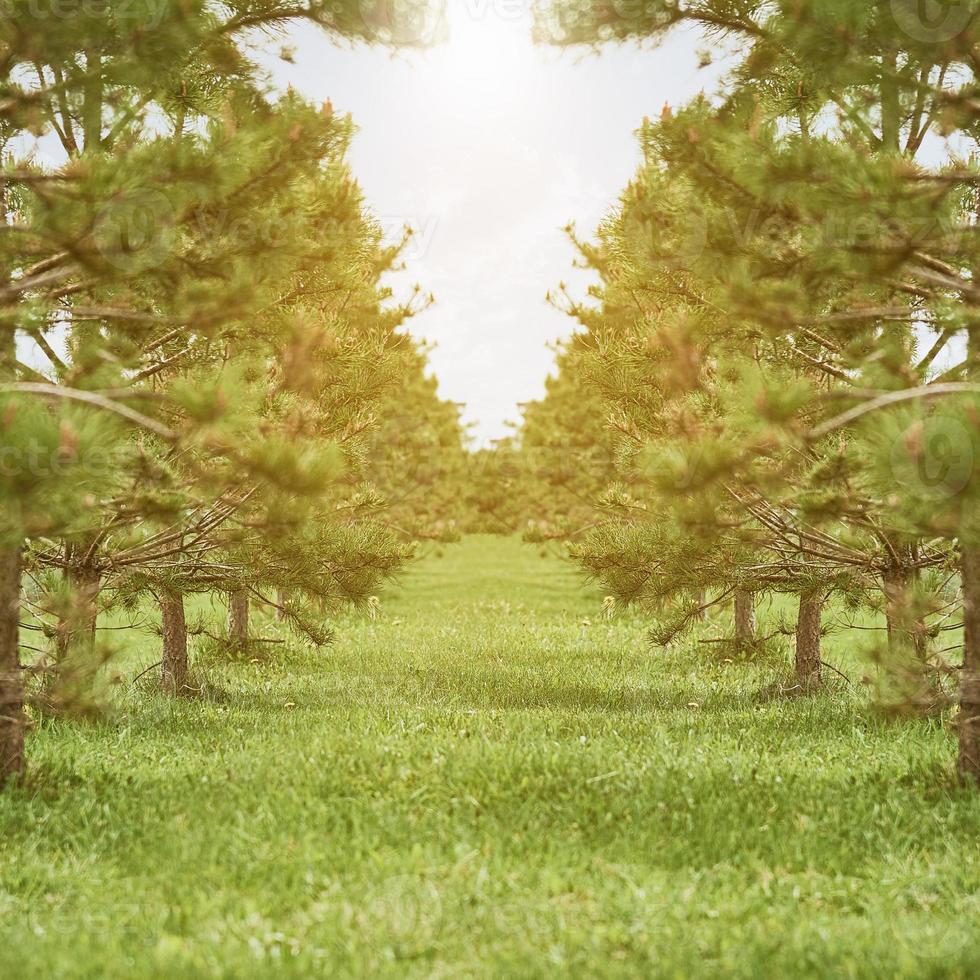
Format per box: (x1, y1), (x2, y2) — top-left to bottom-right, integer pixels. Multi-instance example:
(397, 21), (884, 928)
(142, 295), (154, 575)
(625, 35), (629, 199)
(133, 346), (195, 382)
(27, 329), (69, 375)
(69, 307), (168, 324)
(0, 383), (176, 439)
(809, 383), (980, 439)
(0, 266), (78, 304)
(917, 328), (955, 375)
(788, 344), (852, 383)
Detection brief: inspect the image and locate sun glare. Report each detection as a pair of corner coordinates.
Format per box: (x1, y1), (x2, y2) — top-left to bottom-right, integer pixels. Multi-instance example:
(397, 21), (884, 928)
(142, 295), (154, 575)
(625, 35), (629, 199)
(427, 3), (537, 105)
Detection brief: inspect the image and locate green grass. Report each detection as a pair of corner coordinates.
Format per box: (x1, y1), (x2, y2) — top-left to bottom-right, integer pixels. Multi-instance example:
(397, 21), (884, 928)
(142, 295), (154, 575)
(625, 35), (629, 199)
(1, 535), (978, 978)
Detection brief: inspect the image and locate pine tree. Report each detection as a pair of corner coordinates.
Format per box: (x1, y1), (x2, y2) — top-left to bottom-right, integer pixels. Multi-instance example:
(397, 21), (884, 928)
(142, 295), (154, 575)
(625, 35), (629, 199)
(518, 340), (622, 542)
(366, 336), (471, 543)
(1, 1), (447, 782)
(536, 1), (980, 739)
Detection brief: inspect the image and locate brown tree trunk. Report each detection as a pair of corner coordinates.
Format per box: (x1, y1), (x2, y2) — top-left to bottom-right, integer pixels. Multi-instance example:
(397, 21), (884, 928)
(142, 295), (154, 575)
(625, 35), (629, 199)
(82, 49), (103, 152)
(795, 591), (823, 690)
(883, 554), (927, 662)
(69, 562), (100, 654)
(880, 51), (901, 155)
(0, 193), (24, 783)
(160, 592), (188, 695)
(228, 590), (248, 647)
(960, 311), (980, 780)
(883, 564), (911, 656)
(881, 561), (937, 712)
(734, 591), (756, 643)
(958, 547), (980, 782)
(695, 589), (707, 622)
(51, 556), (102, 714)
(56, 554), (101, 661)
(276, 589), (288, 622)
(0, 546), (24, 786)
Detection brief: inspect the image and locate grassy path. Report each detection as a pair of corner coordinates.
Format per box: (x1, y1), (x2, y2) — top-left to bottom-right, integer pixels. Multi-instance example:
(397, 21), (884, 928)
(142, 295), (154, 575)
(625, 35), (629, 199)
(1, 536), (978, 977)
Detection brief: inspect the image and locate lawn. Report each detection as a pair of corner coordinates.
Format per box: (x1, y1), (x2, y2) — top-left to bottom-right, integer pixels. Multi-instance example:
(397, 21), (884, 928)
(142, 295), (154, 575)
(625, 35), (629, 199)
(1, 535), (978, 978)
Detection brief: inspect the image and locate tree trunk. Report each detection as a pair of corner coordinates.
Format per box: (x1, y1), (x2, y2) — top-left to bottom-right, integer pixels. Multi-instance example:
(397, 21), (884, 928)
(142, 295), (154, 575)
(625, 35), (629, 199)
(695, 589), (707, 622)
(883, 565), (911, 656)
(228, 590), (249, 647)
(68, 562), (100, 655)
(958, 314), (980, 779)
(880, 51), (901, 154)
(958, 547), (980, 782)
(51, 557), (102, 713)
(734, 591), (756, 643)
(160, 592), (188, 695)
(55, 547), (101, 662)
(795, 591), (823, 690)
(0, 184), (24, 784)
(881, 560), (939, 712)
(276, 589), (288, 622)
(0, 546), (24, 787)
(883, 555), (927, 661)
(82, 49), (103, 152)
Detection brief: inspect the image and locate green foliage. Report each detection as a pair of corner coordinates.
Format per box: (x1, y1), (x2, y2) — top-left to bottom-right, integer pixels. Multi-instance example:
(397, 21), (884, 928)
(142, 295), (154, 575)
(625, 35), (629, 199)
(455, 346), (621, 541)
(1, 0), (466, 765)
(366, 338), (470, 542)
(533, 0), (980, 730)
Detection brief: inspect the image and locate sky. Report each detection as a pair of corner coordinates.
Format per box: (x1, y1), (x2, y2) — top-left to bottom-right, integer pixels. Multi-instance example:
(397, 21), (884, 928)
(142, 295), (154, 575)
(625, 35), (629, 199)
(257, 3), (727, 445)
